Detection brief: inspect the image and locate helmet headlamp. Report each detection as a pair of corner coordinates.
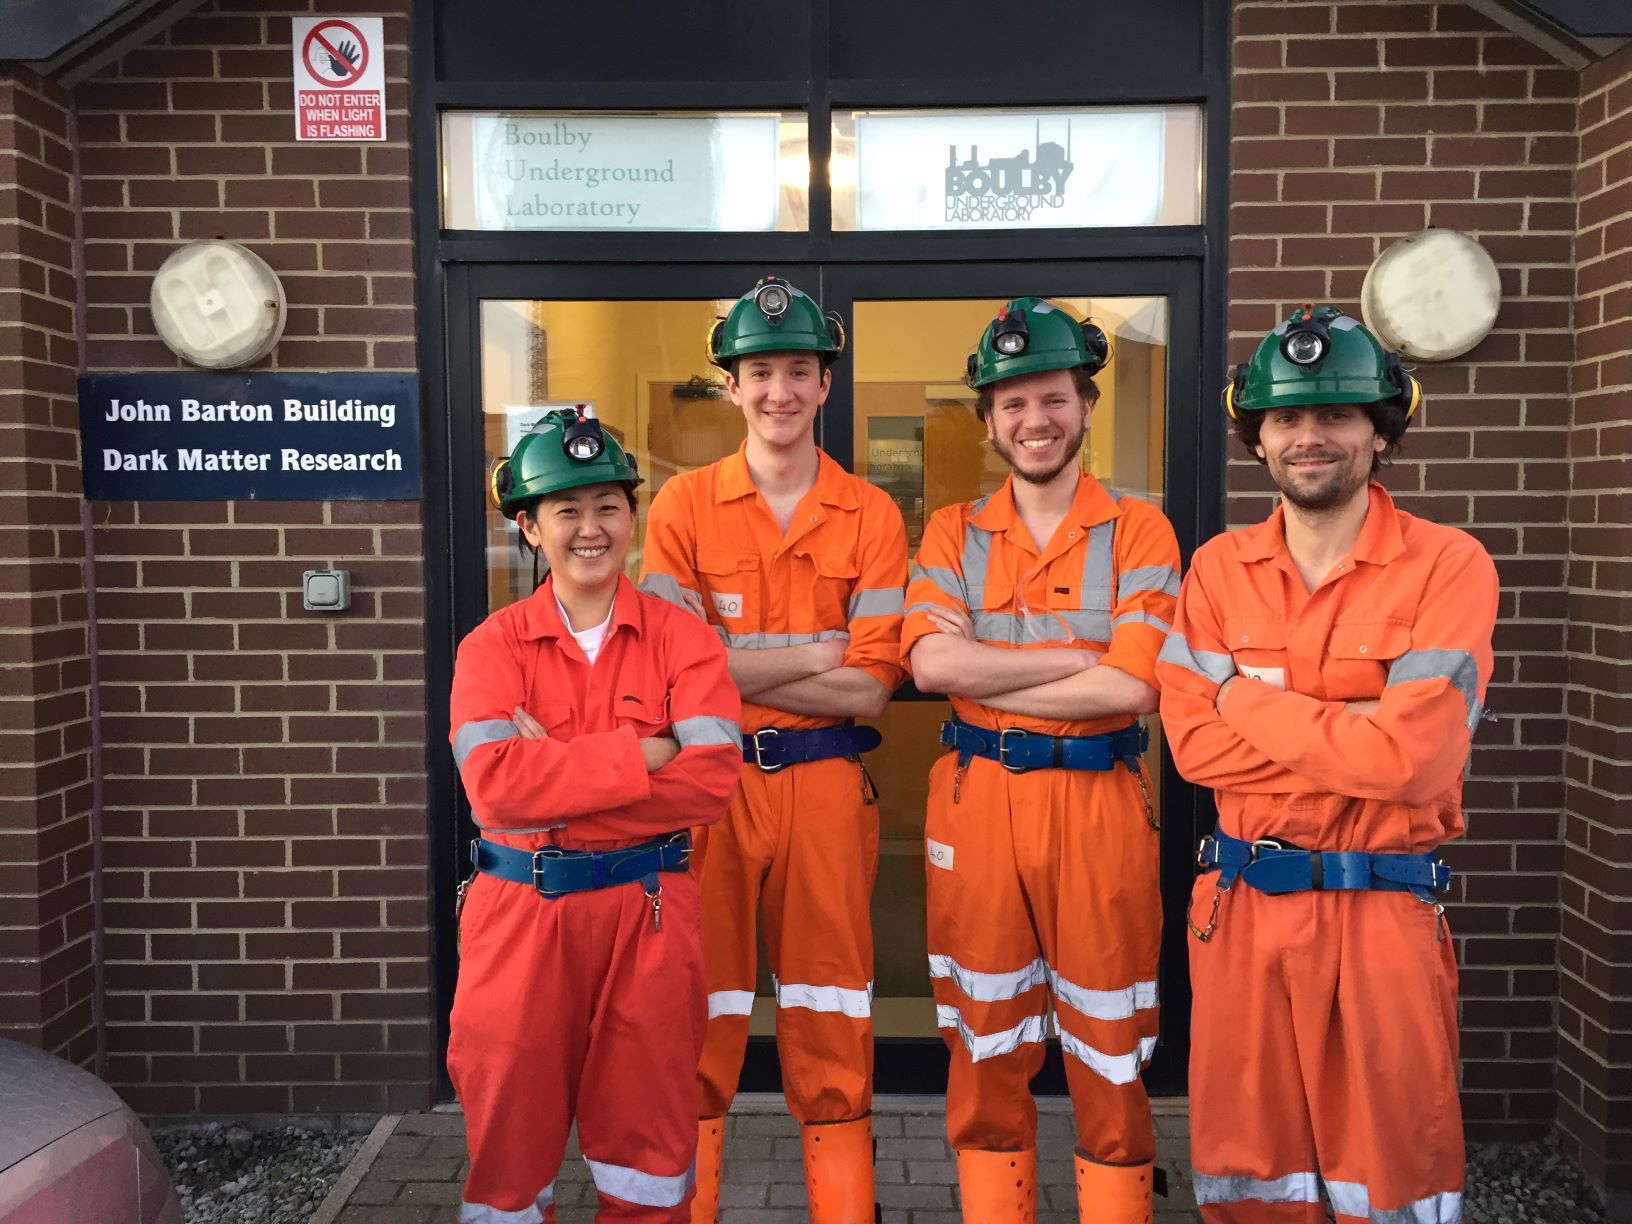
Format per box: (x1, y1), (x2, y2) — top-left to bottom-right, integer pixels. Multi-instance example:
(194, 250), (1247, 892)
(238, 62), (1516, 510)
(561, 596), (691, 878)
(1279, 304), (1333, 367)
(990, 309), (1029, 356)
(561, 408), (605, 462)
(754, 279), (792, 323)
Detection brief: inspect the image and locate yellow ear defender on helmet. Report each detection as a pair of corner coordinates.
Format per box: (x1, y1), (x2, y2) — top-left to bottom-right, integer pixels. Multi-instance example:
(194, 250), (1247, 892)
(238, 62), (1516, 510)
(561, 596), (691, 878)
(488, 457), (513, 512)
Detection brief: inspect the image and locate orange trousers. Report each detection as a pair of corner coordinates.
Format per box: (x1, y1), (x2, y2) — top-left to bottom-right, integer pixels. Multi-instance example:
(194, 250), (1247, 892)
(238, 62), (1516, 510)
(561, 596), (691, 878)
(924, 751), (1159, 1162)
(449, 868), (706, 1223)
(694, 756), (878, 1123)
(1187, 880), (1465, 1223)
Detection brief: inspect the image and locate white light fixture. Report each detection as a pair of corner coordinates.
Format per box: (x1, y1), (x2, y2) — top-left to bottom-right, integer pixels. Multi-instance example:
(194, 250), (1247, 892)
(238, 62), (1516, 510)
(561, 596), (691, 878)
(1361, 229), (1502, 362)
(149, 241), (287, 369)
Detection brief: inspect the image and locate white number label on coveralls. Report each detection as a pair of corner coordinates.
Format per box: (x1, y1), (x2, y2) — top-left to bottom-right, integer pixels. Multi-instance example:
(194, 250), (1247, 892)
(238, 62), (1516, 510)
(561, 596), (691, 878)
(712, 591), (743, 618)
(926, 838), (955, 871)
(1238, 664), (1286, 690)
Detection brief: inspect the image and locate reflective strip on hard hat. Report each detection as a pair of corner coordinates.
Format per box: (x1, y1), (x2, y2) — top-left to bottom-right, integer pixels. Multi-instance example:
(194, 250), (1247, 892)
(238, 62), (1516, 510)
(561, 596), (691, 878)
(457, 1182), (555, 1224)
(584, 1157), (694, 1208)
(1192, 1170), (1322, 1207)
(1047, 966), (1158, 1021)
(452, 719), (520, 769)
(1324, 1180), (1463, 1224)
(1054, 1018), (1156, 1085)
(928, 953), (1048, 1002)
(772, 976), (874, 1018)
(1157, 632), (1237, 686)
(706, 990), (755, 1019)
(672, 715), (742, 747)
(935, 1003), (1048, 1062)
(720, 630), (848, 650)
(1387, 649), (1481, 731)
(848, 587), (906, 619)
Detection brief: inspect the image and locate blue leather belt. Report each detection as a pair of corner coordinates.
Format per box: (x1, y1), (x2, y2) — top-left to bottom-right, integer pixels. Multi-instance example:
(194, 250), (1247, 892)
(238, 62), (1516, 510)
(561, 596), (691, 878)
(743, 720), (882, 772)
(940, 716), (1147, 773)
(1197, 828), (1450, 905)
(473, 833), (690, 897)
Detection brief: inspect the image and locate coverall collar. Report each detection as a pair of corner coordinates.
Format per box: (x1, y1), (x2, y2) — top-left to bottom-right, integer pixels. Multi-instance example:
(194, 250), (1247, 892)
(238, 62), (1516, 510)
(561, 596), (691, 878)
(714, 441), (861, 511)
(1238, 480), (1407, 569)
(516, 572), (645, 643)
(971, 470), (1122, 564)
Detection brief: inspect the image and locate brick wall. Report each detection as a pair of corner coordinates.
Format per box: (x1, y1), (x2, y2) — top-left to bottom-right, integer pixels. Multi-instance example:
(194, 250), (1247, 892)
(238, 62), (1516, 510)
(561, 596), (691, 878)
(1229, 0), (1579, 1137)
(1559, 42), (1632, 1205)
(74, 1), (430, 1114)
(0, 69), (99, 1065)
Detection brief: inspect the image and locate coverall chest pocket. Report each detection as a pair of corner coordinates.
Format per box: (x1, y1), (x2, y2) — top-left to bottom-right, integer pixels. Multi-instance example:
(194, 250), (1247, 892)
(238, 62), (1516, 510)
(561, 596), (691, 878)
(798, 546), (860, 627)
(1223, 615), (1289, 691)
(1325, 619), (1410, 702)
(614, 691), (671, 736)
(528, 701), (576, 739)
(696, 549), (759, 633)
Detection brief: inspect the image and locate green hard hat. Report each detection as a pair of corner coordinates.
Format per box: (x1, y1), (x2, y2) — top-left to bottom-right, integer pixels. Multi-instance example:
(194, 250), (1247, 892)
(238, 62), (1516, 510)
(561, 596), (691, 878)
(488, 407), (642, 517)
(965, 297), (1110, 390)
(1225, 304), (1421, 420)
(707, 275), (846, 369)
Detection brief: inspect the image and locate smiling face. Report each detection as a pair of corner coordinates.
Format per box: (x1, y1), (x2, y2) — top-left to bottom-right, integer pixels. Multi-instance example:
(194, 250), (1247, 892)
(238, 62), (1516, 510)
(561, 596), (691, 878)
(1253, 403), (1386, 512)
(516, 482), (635, 595)
(723, 350), (831, 450)
(983, 367), (1093, 486)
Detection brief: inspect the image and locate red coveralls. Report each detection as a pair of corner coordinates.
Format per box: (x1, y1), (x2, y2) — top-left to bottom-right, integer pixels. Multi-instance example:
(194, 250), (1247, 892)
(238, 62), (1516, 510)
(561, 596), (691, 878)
(447, 574), (742, 1224)
(901, 473), (1179, 1173)
(639, 443), (907, 1126)
(1157, 483), (1497, 1224)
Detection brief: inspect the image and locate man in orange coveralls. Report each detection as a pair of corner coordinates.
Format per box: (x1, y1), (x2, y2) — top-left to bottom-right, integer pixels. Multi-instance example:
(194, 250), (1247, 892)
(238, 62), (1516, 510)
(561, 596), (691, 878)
(448, 409), (742, 1223)
(639, 277), (907, 1224)
(1158, 305), (1498, 1224)
(903, 297), (1180, 1224)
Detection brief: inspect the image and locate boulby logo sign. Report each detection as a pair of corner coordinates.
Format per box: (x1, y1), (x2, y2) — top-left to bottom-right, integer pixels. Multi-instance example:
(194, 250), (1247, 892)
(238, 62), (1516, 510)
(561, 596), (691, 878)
(944, 123), (1076, 224)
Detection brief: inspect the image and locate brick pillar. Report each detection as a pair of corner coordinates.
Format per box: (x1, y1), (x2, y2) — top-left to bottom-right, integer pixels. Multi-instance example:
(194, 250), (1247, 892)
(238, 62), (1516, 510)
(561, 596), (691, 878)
(1558, 42), (1632, 1218)
(0, 68), (99, 1063)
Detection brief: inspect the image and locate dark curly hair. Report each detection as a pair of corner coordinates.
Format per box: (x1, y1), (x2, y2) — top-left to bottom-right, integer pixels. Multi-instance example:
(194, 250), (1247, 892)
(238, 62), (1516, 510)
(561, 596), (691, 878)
(1233, 400), (1409, 475)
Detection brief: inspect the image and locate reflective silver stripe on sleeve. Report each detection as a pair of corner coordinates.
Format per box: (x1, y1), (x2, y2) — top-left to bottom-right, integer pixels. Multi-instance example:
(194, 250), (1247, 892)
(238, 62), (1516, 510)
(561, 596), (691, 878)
(935, 1003), (1048, 1062)
(910, 563), (964, 601)
(1055, 1025), (1157, 1085)
(1046, 967), (1158, 1021)
(707, 989), (755, 1019)
(583, 1157), (693, 1209)
(848, 587), (906, 619)
(671, 715), (742, 747)
(928, 953), (1048, 1002)
(772, 976), (874, 1017)
(1387, 648), (1482, 730)
(1157, 632), (1237, 685)
(1111, 610), (1172, 633)
(1117, 565), (1181, 598)
(907, 601), (948, 619)
(1192, 1170), (1321, 1207)
(457, 1183), (554, 1224)
(637, 572), (701, 610)
(452, 719), (520, 769)
(721, 629), (848, 650)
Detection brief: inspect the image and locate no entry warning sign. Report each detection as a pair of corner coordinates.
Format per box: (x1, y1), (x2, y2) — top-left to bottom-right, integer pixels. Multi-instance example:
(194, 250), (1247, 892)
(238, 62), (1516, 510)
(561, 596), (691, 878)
(292, 16), (385, 141)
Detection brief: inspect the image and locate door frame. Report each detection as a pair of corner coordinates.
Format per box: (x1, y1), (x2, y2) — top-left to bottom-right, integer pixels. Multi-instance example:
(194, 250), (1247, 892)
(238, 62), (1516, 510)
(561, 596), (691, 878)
(429, 257), (1216, 1099)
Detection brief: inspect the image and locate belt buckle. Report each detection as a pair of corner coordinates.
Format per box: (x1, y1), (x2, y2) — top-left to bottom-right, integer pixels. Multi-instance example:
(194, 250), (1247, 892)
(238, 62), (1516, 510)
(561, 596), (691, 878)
(751, 728), (785, 773)
(1250, 837), (1284, 861)
(997, 727), (1029, 773)
(1195, 835), (1218, 868)
(531, 845), (569, 897)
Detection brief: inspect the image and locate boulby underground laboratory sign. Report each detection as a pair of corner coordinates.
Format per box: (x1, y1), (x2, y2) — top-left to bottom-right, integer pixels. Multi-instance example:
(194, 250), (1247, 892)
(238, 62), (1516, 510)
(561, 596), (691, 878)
(454, 112), (783, 231)
(78, 372), (421, 500)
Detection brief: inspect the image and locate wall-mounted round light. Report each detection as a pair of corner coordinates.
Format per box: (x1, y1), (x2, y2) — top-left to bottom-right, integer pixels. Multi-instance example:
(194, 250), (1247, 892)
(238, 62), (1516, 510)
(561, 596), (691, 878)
(1361, 228), (1502, 362)
(149, 241), (287, 369)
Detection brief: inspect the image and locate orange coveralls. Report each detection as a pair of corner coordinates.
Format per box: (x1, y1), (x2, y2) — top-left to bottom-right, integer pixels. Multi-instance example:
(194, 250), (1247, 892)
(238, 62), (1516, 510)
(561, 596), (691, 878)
(447, 574), (742, 1223)
(902, 473), (1179, 1163)
(1157, 483), (1497, 1224)
(640, 442), (907, 1125)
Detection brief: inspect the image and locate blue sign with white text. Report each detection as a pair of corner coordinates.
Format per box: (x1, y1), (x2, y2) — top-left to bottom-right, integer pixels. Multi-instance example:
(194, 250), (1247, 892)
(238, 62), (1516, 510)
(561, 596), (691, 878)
(78, 372), (422, 500)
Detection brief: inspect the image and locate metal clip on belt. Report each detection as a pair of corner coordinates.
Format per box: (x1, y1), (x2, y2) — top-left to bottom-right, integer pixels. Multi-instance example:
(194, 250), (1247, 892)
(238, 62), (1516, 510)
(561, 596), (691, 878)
(743, 720), (883, 773)
(473, 833), (691, 898)
(1196, 828), (1450, 906)
(940, 715), (1148, 773)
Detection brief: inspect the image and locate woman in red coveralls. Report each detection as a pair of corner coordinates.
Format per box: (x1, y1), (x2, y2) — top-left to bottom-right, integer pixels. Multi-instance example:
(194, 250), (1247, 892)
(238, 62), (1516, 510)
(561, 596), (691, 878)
(447, 410), (742, 1223)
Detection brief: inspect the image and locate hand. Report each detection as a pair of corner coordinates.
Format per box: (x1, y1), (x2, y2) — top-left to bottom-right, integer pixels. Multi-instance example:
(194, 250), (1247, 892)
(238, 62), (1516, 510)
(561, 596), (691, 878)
(1215, 675), (1240, 711)
(1074, 648), (1105, 670)
(925, 606), (975, 640)
(639, 735), (681, 772)
(1344, 699), (1381, 715)
(806, 635), (849, 675)
(513, 706), (548, 740)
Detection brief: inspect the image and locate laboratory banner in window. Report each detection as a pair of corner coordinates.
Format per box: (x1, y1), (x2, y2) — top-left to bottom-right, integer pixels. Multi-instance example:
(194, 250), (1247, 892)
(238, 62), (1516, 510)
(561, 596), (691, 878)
(835, 106), (1202, 231)
(443, 111), (808, 232)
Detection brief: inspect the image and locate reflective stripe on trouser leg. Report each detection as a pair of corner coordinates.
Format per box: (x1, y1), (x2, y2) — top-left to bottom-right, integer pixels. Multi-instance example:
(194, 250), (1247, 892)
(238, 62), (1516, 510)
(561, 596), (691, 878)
(760, 756), (878, 1123)
(694, 779), (764, 1119)
(457, 1184), (555, 1224)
